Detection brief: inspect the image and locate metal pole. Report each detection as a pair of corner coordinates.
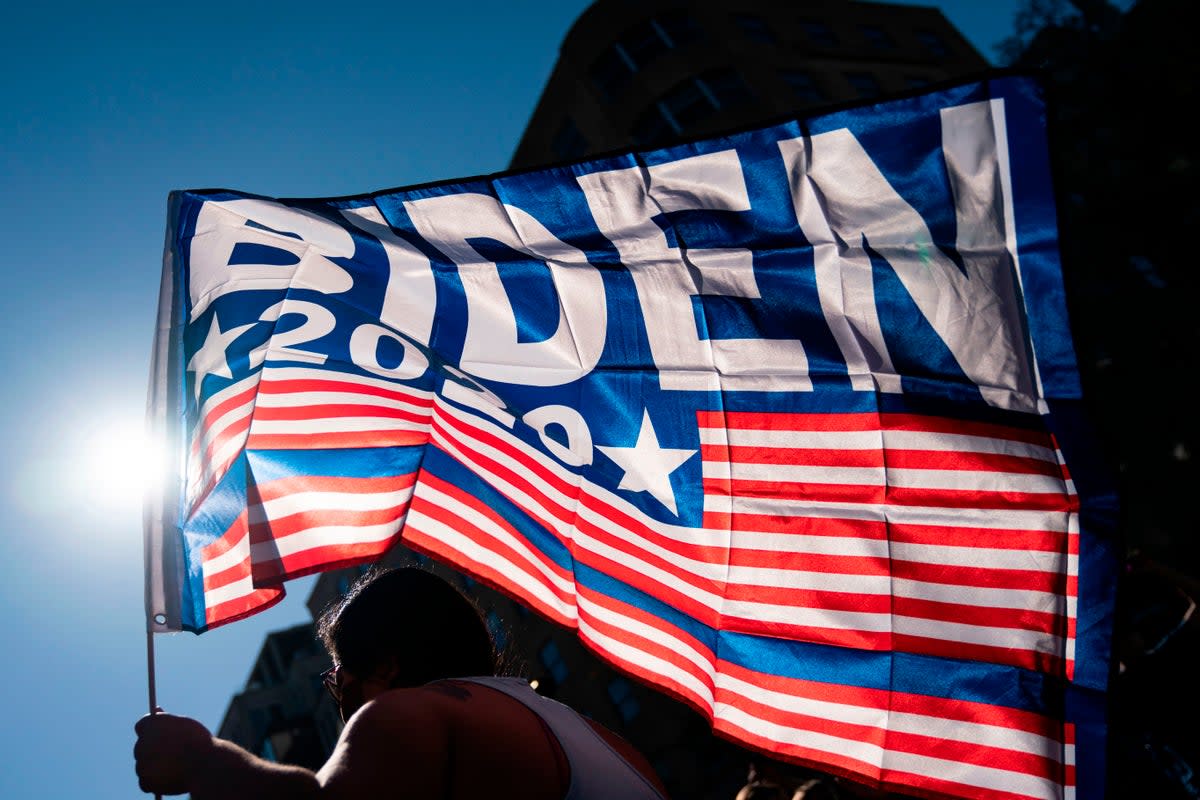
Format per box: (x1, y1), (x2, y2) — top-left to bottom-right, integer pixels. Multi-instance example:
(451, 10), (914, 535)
(146, 626), (161, 800)
(146, 627), (158, 714)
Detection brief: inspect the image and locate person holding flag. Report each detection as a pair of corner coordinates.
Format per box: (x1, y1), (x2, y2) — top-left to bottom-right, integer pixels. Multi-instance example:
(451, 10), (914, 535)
(135, 566), (669, 799)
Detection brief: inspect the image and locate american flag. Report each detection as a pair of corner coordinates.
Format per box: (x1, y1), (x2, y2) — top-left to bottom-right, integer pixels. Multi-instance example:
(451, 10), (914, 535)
(145, 75), (1115, 800)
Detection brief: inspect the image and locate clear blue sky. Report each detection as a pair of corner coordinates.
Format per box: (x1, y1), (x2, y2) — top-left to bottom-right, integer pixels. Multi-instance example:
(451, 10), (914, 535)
(0, 3), (1027, 798)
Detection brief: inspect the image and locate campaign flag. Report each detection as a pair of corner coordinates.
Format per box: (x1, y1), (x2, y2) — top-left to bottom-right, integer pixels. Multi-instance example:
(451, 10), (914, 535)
(145, 74), (1116, 800)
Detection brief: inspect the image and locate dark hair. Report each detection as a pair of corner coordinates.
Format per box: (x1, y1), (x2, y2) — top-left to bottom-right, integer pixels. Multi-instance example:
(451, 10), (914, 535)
(316, 566), (499, 687)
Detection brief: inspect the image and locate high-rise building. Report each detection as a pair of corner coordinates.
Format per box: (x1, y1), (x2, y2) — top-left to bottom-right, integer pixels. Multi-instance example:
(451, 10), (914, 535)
(510, 0), (988, 170)
(216, 622), (339, 771)
(219, 3), (994, 797)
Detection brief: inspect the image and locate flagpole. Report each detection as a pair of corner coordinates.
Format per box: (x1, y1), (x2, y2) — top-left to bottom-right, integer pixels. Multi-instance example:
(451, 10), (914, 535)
(146, 626), (158, 714)
(146, 626), (162, 800)
(144, 196), (185, 800)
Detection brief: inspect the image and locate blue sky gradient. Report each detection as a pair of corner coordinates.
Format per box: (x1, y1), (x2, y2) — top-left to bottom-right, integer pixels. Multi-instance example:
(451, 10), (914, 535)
(0, 3), (1028, 798)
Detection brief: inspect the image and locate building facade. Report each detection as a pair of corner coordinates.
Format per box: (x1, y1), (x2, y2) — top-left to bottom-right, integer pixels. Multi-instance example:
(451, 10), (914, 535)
(510, 0), (988, 170)
(216, 622), (340, 771)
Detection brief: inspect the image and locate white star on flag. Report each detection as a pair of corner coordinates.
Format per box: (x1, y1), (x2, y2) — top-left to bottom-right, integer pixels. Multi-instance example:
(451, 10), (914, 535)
(187, 313), (254, 402)
(597, 410), (696, 516)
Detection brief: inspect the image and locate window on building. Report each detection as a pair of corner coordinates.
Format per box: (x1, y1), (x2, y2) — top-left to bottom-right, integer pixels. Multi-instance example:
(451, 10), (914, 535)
(661, 79), (713, 130)
(589, 47), (632, 101)
(915, 29), (950, 57)
(249, 706), (273, 732)
(607, 676), (641, 723)
(655, 10), (701, 48)
(700, 68), (751, 110)
(845, 71), (883, 98)
(799, 19), (838, 48)
(631, 107), (674, 147)
(781, 69), (827, 105)
(551, 118), (589, 161)
(621, 19), (671, 68)
(860, 24), (896, 50)
(632, 69), (752, 146)
(734, 13), (775, 44)
(539, 639), (569, 684)
(589, 11), (704, 102)
(259, 737), (278, 762)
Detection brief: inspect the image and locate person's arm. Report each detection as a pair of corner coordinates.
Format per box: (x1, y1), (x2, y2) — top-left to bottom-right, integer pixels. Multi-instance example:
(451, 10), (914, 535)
(135, 690), (453, 799)
(134, 712), (320, 800)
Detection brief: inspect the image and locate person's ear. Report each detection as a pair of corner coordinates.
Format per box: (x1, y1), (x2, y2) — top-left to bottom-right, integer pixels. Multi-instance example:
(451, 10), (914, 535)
(371, 654), (401, 684)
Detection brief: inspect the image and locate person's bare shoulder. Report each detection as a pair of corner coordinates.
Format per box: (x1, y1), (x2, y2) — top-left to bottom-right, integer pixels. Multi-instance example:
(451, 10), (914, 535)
(318, 687), (457, 798)
(354, 682), (467, 719)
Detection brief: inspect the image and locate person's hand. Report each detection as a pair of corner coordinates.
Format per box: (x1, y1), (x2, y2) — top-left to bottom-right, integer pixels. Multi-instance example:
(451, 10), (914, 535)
(134, 709), (215, 795)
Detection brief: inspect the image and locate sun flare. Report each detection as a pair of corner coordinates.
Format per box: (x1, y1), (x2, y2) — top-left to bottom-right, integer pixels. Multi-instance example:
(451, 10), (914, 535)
(77, 418), (168, 510)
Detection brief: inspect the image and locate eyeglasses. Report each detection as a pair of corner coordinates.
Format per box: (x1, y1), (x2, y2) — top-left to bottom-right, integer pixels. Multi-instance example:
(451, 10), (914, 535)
(321, 665), (343, 704)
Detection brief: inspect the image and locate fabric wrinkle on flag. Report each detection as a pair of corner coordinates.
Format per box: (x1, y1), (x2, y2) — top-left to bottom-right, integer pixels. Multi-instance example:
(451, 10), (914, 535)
(145, 74), (1116, 800)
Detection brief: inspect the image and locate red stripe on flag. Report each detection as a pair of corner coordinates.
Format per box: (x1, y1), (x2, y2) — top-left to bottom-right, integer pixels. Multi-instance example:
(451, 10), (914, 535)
(723, 583), (891, 614)
(892, 559), (1067, 593)
(700, 410), (1060, 449)
(719, 616), (890, 651)
(576, 584), (717, 674)
(431, 410), (578, 531)
(204, 587), (284, 630)
(885, 486), (1075, 512)
(882, 448), (1066, 477)
(191, 384), (257, 460)
(199, 510), (250, 561)
(252, 402), (431, 424)
(705, 477), (885, 504)
(577, 606), (712, 710)
(254, 473), (419, 502)
(199, 412), (252, 468)
(891, 633), (1064, 676)
(893, 596), (1064, 636)
(248, 505), (409, 545)
(702, 443), (885, 468)
(578, 490), (729, 565)
(879, 770), (1057, 800)
(252, 540), (401, 583)
(246, 430), (428, 450)
(878, 413), (1056, 448)
(203, 557), (250, 593)
(713, 714), (885, 785)
(403, 523), (576, 629)
(889, 522), (1068, 553)
(888, 686), (1066, 739)
(727, 547), (890, 576)
(408, 481), (574, 606)
(256, 377), (432, 405)
(698, 410), (884, 432)
(704, 511), (888, 539)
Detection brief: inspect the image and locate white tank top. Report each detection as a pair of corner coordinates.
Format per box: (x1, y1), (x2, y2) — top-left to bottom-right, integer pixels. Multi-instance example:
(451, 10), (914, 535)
(456, 676), (667, 800)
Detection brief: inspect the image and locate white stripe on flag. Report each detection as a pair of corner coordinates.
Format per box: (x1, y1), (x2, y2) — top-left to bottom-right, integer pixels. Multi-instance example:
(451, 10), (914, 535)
(249, 518), (406, 561)
(250, 417), (428, 434)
